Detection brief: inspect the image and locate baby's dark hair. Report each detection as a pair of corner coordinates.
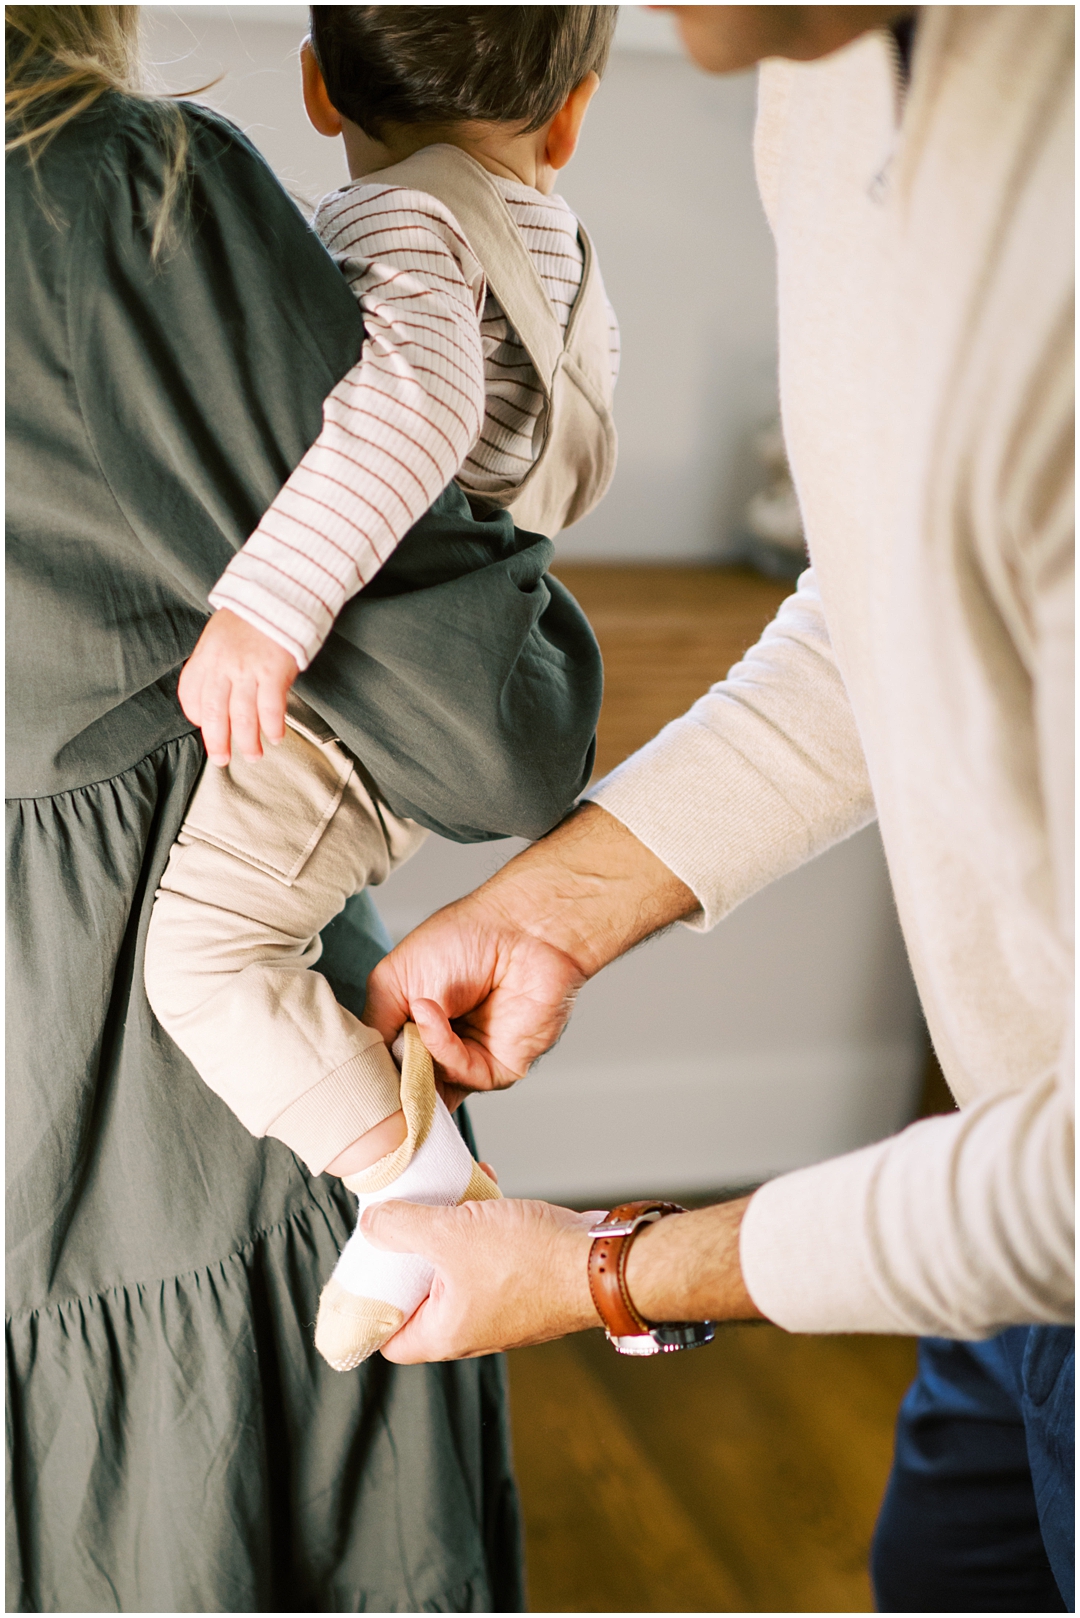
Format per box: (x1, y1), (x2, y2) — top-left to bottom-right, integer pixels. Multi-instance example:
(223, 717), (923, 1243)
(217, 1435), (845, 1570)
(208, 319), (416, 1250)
(308, 6), (618, 139)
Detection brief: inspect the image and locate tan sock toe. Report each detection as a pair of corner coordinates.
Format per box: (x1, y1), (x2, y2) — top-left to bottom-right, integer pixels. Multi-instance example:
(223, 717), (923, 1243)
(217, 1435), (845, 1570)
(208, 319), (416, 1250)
(314, 1277), (405, 1372)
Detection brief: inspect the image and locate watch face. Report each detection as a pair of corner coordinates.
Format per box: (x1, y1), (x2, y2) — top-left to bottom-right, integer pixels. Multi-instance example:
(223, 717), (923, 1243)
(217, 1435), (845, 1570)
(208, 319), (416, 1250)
(651, 1322), (716, 1351)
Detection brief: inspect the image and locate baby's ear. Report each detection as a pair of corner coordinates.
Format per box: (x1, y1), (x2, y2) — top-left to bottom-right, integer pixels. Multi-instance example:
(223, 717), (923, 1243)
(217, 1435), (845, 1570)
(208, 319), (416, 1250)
(545, 70), (601, 171)
(300, 37), (343, 139)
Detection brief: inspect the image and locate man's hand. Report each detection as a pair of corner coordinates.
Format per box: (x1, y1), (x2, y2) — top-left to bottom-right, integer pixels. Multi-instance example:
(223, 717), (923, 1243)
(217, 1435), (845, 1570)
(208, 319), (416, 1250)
(364, 914), (587, 1103)
(362, 1197), (604, 1360)
(364, 803), (698, 1094)
(361, 1192), (763, 1362)
(178, 608), (299, 765)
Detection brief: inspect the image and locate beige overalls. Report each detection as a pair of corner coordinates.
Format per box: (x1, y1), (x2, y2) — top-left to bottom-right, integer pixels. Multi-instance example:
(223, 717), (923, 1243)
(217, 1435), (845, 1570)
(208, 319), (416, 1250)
(144, 147), (616, 1175)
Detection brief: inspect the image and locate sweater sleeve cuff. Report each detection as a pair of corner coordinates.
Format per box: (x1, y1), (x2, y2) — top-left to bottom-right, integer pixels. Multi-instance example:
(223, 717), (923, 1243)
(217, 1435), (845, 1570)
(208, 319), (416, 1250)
(588, 713), (850, 932)
(265, 1041), (401, 1175)
(739, 1140), (914, 1334)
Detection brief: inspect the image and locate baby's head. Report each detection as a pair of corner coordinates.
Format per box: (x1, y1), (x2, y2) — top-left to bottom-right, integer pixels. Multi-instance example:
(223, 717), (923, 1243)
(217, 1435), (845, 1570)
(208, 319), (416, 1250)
(304, 5), (618, 193)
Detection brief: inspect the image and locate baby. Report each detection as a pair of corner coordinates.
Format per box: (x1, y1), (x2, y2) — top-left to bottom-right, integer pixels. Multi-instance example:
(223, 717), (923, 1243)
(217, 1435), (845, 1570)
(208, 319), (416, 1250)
(146, 5), (619, 1372)
(179, 3), (619, 764)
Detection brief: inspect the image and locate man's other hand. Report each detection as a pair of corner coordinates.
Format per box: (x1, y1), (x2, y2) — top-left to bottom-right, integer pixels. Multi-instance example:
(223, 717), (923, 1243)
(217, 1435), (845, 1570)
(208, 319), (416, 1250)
(363, 906), (586, 1099)
(364, 803), (698, 1096)
(361, 1192), (763, 1362)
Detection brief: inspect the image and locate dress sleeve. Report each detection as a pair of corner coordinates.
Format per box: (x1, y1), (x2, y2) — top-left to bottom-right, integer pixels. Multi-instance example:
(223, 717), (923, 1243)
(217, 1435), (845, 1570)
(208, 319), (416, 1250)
(208, 184), (488, 668)
(589, 567), (877, 927)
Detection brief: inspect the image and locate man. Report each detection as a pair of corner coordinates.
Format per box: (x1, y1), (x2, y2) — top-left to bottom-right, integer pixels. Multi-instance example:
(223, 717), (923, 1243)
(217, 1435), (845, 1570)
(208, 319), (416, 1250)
(360, 8), (1074, 1610)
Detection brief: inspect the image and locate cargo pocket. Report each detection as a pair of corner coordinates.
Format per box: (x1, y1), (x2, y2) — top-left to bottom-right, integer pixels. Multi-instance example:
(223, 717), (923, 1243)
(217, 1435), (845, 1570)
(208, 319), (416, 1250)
(181, 712), (354, 887)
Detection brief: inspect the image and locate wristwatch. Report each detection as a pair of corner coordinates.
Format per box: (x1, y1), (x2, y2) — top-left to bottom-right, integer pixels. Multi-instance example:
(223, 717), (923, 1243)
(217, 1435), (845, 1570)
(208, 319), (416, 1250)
(587, 1200), (716, 1356)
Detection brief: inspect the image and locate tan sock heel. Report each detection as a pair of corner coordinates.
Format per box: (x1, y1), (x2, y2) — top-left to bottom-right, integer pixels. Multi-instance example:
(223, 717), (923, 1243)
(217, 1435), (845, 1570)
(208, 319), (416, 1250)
(341, 1022), (437, 1197)
(461, 1160), (502, 1202)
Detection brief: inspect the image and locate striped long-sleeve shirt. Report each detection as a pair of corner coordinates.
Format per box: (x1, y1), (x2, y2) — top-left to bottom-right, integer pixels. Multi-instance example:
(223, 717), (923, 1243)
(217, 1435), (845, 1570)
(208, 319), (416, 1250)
(207, 174), (620, 669)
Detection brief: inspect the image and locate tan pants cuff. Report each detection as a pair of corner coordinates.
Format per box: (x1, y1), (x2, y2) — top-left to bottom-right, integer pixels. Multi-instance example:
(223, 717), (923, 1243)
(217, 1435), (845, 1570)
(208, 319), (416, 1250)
(266, 1041), (402, 1175)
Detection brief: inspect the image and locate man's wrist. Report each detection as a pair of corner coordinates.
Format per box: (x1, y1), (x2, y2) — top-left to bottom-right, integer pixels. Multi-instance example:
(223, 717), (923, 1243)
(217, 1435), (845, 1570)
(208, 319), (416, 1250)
(482, 802), (698, 980)
(621, 1195), (765, 1325)
(553, 1223), (606, 1336)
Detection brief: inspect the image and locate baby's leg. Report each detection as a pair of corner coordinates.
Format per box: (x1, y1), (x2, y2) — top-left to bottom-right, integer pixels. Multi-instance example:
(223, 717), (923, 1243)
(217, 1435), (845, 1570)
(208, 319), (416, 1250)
(145, 703), (418, 1171)
(144, 699), (498, 1368)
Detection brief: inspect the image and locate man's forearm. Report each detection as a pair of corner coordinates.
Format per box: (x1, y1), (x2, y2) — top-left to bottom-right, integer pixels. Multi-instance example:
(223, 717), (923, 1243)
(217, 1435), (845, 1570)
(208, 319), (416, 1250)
(484, 801), (699, 980)
(624, 1195), (764, 1323)
(364, 1191), (765, 1364)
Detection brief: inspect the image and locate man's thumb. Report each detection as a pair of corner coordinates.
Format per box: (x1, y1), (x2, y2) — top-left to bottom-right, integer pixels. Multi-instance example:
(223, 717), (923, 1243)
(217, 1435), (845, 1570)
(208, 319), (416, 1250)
(359, 1198), (443, 1255)
(410, 998), (460, 1065)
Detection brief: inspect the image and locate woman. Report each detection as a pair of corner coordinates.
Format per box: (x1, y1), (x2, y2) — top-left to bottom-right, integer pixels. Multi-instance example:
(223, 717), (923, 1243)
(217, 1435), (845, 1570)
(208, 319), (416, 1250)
(5, 7), (600, 1609)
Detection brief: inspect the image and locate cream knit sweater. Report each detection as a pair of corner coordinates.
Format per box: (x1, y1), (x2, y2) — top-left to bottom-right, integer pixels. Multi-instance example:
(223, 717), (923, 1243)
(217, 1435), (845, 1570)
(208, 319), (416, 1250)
(591, 7), (1073, 1337)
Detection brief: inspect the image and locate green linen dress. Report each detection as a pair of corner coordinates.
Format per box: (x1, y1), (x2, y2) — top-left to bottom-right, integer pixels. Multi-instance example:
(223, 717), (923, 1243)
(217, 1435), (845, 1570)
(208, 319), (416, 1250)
(6, 93), (602, 1613)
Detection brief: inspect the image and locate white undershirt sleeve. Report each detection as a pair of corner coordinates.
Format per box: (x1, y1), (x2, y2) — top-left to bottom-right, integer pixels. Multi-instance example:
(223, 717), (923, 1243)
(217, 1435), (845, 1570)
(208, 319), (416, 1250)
(208, 185), (487, 668)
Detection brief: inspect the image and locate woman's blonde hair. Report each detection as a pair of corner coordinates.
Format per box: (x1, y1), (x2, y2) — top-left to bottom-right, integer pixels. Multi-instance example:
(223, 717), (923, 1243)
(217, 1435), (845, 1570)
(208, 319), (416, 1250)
(6, 6), (142, 149)
(6, 5), (200, 253)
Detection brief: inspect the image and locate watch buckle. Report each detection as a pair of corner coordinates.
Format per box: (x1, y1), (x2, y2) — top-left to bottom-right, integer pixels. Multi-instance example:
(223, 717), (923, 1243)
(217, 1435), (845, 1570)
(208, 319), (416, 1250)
(588, 1209), (664, 1239)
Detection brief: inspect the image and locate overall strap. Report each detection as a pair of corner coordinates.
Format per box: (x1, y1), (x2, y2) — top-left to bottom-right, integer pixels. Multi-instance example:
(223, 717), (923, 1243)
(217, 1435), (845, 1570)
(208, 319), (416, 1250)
(563, 219), (616, 410)
(362, 144), (566, 388)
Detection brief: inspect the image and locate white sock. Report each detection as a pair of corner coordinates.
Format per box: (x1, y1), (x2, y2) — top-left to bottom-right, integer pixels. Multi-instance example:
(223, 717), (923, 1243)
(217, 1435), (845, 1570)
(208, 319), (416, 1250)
(330, 1094), (473, 1315)
(314, 1022), (500, 1371)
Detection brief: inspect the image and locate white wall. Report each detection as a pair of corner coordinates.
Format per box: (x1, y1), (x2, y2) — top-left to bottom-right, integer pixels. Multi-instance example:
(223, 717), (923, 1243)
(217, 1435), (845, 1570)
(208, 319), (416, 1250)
(553, 53), (779, 563)
(144, 5), (926, 1200)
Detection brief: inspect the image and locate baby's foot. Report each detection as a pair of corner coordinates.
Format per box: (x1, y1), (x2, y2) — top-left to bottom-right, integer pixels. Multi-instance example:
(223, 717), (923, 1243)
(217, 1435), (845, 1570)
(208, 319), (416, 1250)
(314, 1023), (500, 1371)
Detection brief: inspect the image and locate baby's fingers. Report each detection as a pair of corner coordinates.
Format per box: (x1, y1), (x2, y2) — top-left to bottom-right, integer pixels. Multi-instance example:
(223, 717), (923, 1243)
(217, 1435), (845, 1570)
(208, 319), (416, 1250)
(199, 681), (234, 767)
(255, 676), (289, 749)
(229, 680), (264, 762)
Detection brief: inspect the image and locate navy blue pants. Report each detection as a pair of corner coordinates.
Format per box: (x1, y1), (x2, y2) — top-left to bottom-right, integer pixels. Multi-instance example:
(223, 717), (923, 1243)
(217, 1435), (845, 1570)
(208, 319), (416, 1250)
(872, 1326), (1074, 1612)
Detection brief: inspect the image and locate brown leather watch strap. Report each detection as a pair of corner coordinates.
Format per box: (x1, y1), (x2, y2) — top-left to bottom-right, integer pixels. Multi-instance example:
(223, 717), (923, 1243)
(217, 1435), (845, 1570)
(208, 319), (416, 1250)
(587, 1200), (686, 1339)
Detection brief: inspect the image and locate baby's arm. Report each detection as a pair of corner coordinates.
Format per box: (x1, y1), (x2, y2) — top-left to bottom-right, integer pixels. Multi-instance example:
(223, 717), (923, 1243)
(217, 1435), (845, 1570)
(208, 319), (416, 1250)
(180, 184), (487, 763)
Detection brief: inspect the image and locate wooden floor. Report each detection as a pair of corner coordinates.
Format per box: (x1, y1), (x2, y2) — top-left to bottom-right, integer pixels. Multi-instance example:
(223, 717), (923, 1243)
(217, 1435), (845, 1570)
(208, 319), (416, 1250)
(508, 1328), (916, 1613)
(509, 1061), (957, 1613)
(508, 566), (933, 1612)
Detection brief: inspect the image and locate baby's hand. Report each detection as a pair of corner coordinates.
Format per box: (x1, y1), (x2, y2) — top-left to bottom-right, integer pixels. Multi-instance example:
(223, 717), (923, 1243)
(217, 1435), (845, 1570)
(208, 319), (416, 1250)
(179, 609), (299, 765)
